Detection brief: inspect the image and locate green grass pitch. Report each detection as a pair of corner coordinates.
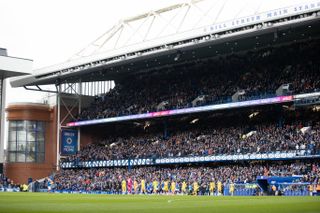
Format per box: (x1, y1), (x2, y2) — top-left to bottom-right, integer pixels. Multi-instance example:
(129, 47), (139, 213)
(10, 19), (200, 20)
(0, 193), (319, 213)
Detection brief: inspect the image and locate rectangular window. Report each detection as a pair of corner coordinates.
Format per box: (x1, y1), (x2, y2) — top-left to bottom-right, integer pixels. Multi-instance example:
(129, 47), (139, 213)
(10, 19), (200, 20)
(8, 141), (17, 151)
(16, 152), (26, 162)
(27, 132), (36, 142)
(36, 122), (45, 132)
(17, 142), (26, 151)
(17, 131), (27, 142)
(36, 133), (44, 141)
(8, 120), (46, 163)
(8, 152), (16, 162)
(37, 153), (45, 163)
(8, 131), (17, 142)
(9, 121), (17, 130)
(26, 152), (36, 162)
(38, 141), (45, 153)
(26, 142), (36, 152)
(27, 121), (37, 132)
(16, 121), (26, 131)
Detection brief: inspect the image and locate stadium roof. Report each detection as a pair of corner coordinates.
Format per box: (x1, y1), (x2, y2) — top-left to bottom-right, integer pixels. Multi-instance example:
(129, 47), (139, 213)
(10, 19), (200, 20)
(11, 0), (320, 87)
(0, 48), (33, 79)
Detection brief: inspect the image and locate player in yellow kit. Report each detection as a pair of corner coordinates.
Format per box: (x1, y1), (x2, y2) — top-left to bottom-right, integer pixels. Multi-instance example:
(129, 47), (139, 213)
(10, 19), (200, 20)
(121, 179), (127, 194)
(171, 180), (176, 194)
(140, 179), (146, 194)
(193, 181), (199, 195)
(209, 181), (215, 196)
(163, 180), (169, 194)
(229, 182), (235, 196)
(217, 181), (222, 195)
(181, 181), (187, 194)
(152, 180), (159, 194)
(133, 179), (138, 194)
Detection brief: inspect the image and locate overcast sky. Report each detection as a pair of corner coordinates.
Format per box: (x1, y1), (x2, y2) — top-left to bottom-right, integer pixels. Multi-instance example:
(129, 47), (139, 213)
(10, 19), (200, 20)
(0, 0), (190, 104)
(0, 0), (311, 105)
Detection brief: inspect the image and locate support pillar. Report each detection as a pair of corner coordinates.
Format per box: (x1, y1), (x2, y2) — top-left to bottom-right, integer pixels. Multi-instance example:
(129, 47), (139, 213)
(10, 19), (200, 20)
(56, 84), (61, 170)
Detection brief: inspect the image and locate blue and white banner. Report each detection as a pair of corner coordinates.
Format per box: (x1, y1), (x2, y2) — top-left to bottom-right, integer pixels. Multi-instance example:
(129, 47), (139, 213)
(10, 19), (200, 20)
(60, 152), (320, 169)
(61, 129), (78, 155)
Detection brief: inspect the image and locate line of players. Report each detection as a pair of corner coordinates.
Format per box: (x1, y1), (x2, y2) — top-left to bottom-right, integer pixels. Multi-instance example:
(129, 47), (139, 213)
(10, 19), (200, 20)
(119, 178), (235, 195)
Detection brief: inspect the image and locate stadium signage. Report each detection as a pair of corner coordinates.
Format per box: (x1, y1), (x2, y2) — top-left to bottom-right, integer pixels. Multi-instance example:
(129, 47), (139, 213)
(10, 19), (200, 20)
(67, 95), (294, 127)
(60, 152), (320, 169)
(204, 1), (320, 34)
(61, 129), (78, 155)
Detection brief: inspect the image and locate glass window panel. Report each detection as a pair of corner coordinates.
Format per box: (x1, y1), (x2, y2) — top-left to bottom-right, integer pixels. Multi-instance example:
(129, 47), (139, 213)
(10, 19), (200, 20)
(27, 132), (36, 142)
(8, 152), (16, 162)
(16, 152), (26, 162)
(38, 141), (45, 153)
(9, 121), (17, 131)
(26, 152), (36, 162)
(36, 122), (45, 132)
(8, 141), (16, 151)
(17, 131), (26, 142)
(17, 142), (26, 151)
(7, 121), (45, 163)
(26, 142), (36, 152)
(37, 153), (45, 163)
(27, 121), (37, 132)
(9, 121), (17, 128)
(9, 131), (17, 142)
(37, 133), (44, 141)
(16, 121), (26, 131)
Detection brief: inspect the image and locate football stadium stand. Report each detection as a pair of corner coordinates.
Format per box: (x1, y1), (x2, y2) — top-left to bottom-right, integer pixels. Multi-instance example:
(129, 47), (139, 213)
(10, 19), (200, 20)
(6, 0), (320, 196)
(75, 39), (320, 121)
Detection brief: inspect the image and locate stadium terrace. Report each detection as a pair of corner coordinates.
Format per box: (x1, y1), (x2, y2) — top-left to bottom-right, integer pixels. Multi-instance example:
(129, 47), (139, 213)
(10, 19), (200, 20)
(2, 1), (320, 210)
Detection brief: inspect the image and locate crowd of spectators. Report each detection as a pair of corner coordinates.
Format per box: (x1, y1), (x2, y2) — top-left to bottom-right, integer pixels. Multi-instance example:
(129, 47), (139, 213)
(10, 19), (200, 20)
(77, 39), (320, 121)
(53, 162), (319, 194)
(56, 39), (320, 195)
(0, 174), (20, 191)
(63, 121), (320, 162)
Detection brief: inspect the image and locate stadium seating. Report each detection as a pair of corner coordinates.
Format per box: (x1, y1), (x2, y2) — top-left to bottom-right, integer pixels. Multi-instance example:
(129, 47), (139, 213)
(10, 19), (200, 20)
(0, 174), (20, 192)
(76, 39), (320, 121)
(52, 161), (319, 195)
(54, 39), (320, 196)
(62, 121), (320, 162)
